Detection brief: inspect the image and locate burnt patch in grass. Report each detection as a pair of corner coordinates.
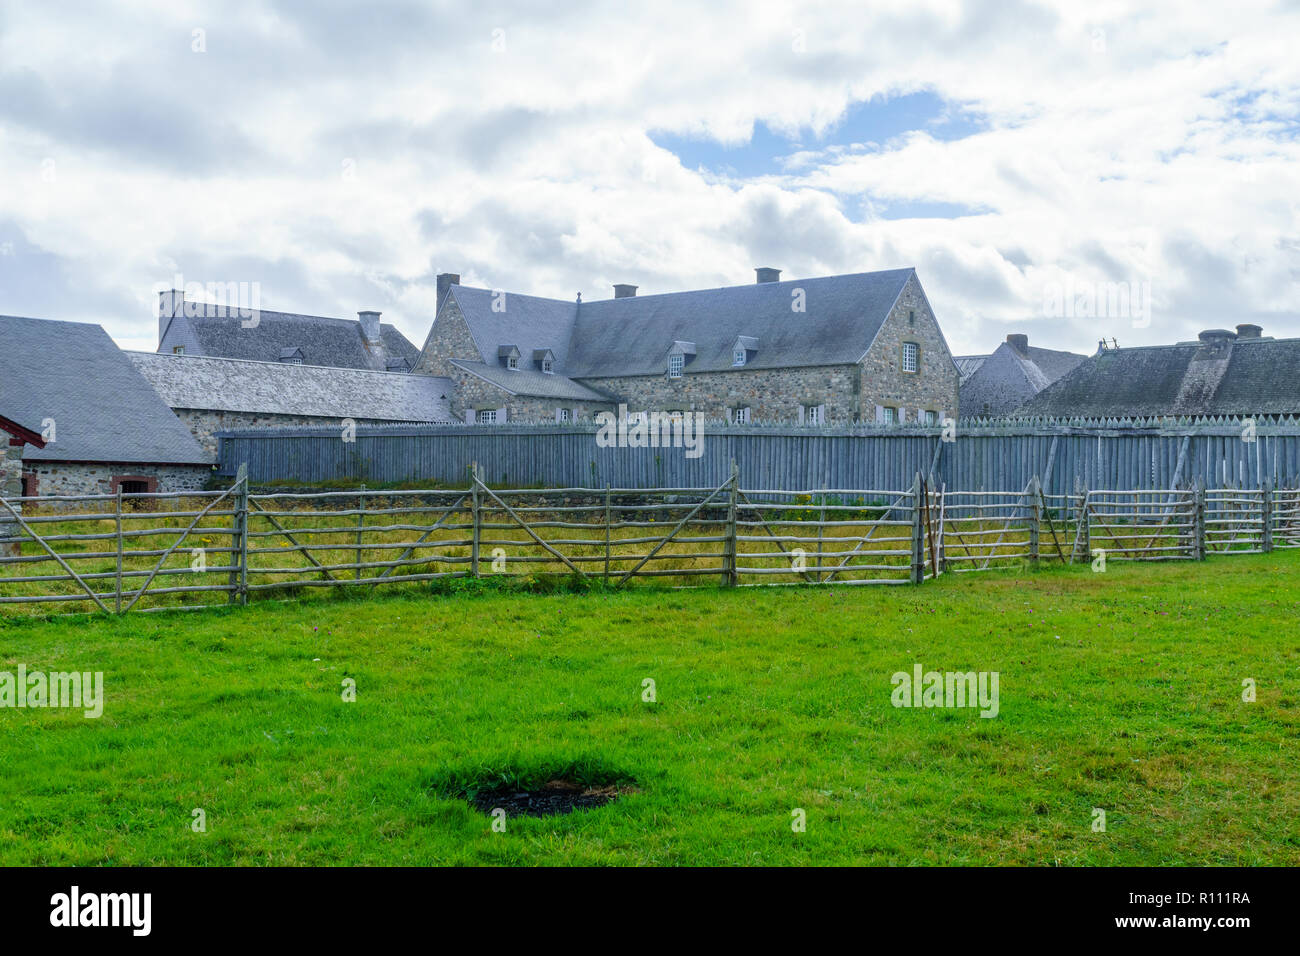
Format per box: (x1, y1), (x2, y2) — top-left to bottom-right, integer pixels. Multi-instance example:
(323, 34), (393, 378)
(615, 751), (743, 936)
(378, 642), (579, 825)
(426, 758), (638, 818)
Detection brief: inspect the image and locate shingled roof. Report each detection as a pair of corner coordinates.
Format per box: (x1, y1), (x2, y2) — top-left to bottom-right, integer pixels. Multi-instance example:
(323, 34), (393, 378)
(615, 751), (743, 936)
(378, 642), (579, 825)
(960, 335), (1087, 417)
(159, 298), (420, 371)
(441, 268), (925, 392)
(129, 352), (456, 422)
(1016, 329), (1300, 417)
(0, 315), (209, 464)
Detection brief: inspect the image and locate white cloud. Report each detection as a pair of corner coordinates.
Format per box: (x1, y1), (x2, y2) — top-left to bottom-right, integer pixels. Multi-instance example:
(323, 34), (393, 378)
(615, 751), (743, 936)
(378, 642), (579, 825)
(0, 0), (1297, 355)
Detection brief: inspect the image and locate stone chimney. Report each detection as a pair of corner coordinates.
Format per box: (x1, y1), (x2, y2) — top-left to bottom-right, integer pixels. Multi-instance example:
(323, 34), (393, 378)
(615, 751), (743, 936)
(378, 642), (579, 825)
(1236, 323), (1262, 339)
(1006, 333), (1029, 354)
(436, 273), (460, 310)
(158, 289), (185, 346)
(358, 311), (382, 345)
(613, 284), (638, 299)
(755, 267), (781, 284)
(1196, 328), (1236, 358)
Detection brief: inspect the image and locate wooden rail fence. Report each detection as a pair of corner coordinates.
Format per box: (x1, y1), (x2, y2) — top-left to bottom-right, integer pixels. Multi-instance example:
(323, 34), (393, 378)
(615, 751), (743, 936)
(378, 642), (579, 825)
(2, 462), (1298, 615)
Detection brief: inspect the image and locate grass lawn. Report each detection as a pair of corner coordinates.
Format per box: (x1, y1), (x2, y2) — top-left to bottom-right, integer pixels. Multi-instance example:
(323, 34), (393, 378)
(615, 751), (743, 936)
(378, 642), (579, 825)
(0, 550), (1297, 866)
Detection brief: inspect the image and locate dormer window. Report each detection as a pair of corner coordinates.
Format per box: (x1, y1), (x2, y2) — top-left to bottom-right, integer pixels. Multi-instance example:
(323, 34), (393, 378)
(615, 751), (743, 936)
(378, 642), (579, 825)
(498, 345), (521, 370)
(508, 355), (519, 370)
(533, 348), (556, 374)
(666, 340), (695, 379)
(730, 335), (757, 368)
(278, 347), (305, 365)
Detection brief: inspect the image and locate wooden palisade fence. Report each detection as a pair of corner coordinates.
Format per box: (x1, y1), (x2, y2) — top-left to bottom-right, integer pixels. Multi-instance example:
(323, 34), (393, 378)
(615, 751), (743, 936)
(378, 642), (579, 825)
(2, 462), (1299, 615)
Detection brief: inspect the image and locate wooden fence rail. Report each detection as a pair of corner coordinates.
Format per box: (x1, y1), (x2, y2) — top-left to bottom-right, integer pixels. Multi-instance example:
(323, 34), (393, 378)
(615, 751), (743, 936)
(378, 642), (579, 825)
(0, 462), (1292, 616)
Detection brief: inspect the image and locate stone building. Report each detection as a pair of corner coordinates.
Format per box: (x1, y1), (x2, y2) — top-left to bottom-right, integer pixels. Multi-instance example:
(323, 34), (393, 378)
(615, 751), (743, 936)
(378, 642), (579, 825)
(0, 314), (211, 499)
(416, 267), (960, 424)
(156, 290), (421, 372)
(1016, 324), (1300, 417)
(129, 352), (455, 457)
(957, 333), (1087, 417)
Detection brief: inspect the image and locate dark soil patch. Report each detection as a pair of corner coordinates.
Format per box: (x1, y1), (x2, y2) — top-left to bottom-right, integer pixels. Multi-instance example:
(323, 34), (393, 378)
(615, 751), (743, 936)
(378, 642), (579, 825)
(469, 778), (630, 818)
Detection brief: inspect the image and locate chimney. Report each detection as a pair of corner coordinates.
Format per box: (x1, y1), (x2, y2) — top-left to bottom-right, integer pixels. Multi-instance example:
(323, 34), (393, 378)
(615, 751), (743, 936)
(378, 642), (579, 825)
(1196, 328), (1236, 359)
(358, 310), (382, 345)
(1006, 333), (1029, 354)
(158, 289), (185, 347)
(755, 267), (781, 284)
(613, 284), (638, 299)
(1236, 323), (1262, 339)
(436, 273), (460, 310)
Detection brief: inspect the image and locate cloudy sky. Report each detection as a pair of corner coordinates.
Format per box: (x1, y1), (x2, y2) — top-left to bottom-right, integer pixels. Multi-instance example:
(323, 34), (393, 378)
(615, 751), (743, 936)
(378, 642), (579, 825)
(1, 0), (1298, 357)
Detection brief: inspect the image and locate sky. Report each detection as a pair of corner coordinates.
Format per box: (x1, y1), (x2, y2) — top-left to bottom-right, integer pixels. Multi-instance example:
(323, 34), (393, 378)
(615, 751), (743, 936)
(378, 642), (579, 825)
(1, 0), (1298, 357)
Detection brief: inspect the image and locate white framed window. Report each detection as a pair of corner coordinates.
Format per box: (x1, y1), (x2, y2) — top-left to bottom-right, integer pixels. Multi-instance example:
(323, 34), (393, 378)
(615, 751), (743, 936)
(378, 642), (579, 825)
(731, 406), (751, 424)
(901, 341), (920, 373)
(924, 409), (938, 425)
(172, 346), (184, 355)
(557, 407), (570, 423)
(733, 348), (746, 367)
(507, 355), (519, 370)
(542, 358), (553, 374)
(668, 353), (684, 378)
(883, 406), (898, 424)
(806, 404), (825, 426)
(477, 408), (497, 424)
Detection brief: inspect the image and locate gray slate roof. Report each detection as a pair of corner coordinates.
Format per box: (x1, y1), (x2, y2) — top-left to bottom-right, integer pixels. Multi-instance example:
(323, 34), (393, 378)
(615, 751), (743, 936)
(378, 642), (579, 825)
(0, 315), (209, 464)
(960, 340), (1087, 417)
(129, 352), (455, 422)
(448, 359), (612, 401)
(953, 355), (987, 384)
(444, 268), (919, 382)
(567, 269), (916, 376)
(1016, 336), (1300, 417)
(161, 302), (420, 371)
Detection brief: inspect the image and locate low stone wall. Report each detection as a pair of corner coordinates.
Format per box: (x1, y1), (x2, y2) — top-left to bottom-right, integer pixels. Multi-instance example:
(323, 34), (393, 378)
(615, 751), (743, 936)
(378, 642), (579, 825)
(21, 461), (213, 502)
(1, 442), (23, 556)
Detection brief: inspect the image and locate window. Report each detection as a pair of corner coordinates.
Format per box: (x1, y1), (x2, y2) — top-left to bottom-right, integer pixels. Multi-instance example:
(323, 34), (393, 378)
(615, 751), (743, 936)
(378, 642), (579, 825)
(901, 342), (920, 373)
(668, 353), (684, 378)
(806, 404), (825, 426)
(542, 358), (553, 374)
(477, 409), (497, 424)
(883, 406), (898, 425)
(507, 355), (519, 370)
(908, 310), (916, 326)
(557, 407), (570, 423)
(172, 346), (185, 355)
(731, 406), (751, 424)
(733, 348), (746, 367)
(924, 409), (938, 425)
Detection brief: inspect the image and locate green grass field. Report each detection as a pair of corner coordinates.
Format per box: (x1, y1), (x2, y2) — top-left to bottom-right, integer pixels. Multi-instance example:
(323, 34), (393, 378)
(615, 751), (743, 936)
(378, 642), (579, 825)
(1, 549), (1296, 866)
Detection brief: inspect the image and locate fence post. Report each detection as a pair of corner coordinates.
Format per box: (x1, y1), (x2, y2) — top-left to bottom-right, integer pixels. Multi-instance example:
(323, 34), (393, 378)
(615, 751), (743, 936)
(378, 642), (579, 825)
(1027, 475), (1041, 568)
(1262, 479), (1274, 553)
(115, 486), (123, 614)
(1193, 482), (1206, 560)
(725, 459), (739, 586)
(230, 463), (249, 605)
(356, 484), (366, 582)
(470, 462), (481, 578)
(909, 472), (924, 584)
(604, 483), (612, 581)
(935, 483), (946, 574)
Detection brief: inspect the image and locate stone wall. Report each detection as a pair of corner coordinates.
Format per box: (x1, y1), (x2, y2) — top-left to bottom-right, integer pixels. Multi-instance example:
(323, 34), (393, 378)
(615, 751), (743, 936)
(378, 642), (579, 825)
(414, 295), (480, 379)
(858, 272), (960, 422)
(1, 441), (23, 555)
(173, 408), (410, 459)
(448, 371), (611, 423)
(577, 364), (861, 423)
(20, 461), (212, 500)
